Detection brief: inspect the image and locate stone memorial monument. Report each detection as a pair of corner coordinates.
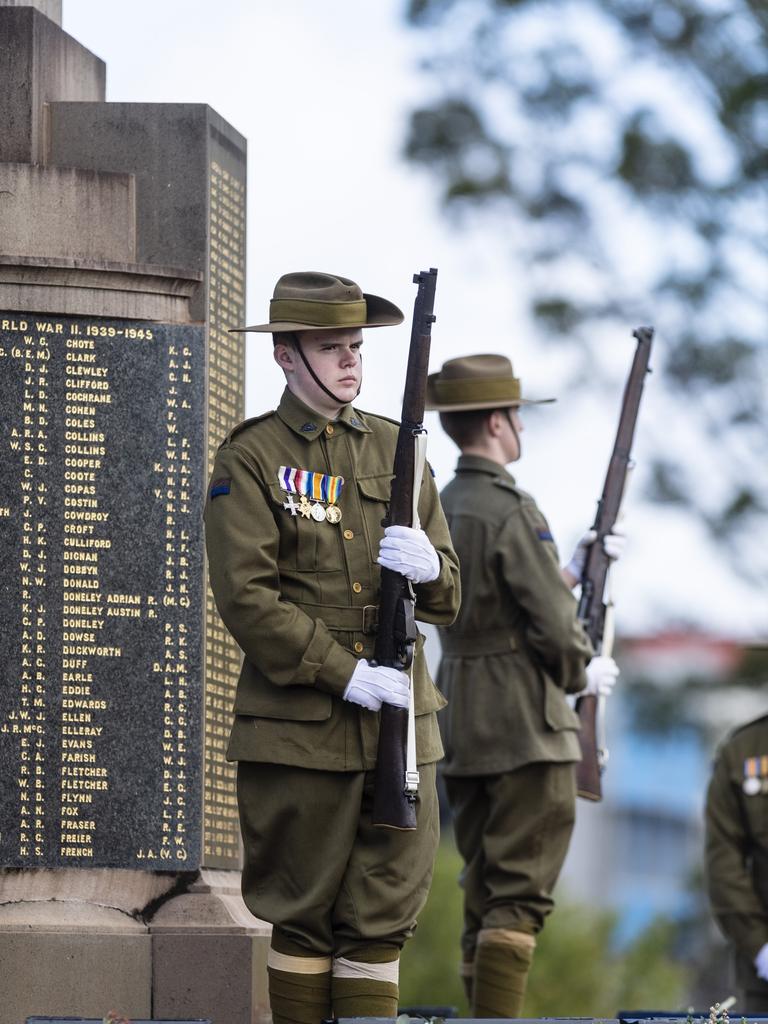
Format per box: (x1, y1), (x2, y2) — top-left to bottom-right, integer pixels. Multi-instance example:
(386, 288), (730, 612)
(0, 4), (267, 1021)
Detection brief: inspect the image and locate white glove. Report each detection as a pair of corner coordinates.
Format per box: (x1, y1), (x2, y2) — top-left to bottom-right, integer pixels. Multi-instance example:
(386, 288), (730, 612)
(343, 659), (410, 712)
(565, 526), (627, 578)
(755, 942), (768, 981)
(603, 524), (627, 561)
(584, 655), (619, 697)
(377, 525), (440, 584)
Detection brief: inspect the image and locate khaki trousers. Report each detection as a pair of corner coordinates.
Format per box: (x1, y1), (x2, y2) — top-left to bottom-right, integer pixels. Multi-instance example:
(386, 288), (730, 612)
(237, 760), (439, 958)
(445, 760), (576, 958)
(736, 949), (768, 1011)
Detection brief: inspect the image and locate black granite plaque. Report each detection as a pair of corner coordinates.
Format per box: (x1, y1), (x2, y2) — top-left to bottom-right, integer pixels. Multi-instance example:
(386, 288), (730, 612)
(0, 312), (205, 870)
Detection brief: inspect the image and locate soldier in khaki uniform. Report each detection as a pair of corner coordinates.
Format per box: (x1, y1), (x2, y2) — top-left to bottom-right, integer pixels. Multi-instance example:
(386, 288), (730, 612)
(204, 272), (460, 1024)
(427, 354), (621, 1017)
(706, 714), (768, 1010)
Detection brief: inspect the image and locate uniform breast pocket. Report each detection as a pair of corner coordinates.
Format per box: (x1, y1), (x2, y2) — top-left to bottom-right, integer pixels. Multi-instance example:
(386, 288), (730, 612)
(356, 474), (392, 560)
(268, 482), (341, 572)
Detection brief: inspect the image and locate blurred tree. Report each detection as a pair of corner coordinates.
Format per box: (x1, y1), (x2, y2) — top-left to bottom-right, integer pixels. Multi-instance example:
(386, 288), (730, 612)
(402, 0), (767, 580)
(399, 842), (691, 1013)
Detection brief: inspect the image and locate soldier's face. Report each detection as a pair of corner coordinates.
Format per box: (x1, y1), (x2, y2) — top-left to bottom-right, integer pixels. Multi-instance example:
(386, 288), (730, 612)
(275, 328), (364, 414)
(502, 408), (523, 463)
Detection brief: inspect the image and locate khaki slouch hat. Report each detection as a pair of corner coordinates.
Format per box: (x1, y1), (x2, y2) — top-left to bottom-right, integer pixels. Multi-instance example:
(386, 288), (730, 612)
(426, 354), (555, 412)
(230, 271), (404, 333)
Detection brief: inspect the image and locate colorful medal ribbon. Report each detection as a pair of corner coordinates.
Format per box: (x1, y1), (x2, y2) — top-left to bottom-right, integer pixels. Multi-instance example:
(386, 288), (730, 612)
(278, 466), (344, 503)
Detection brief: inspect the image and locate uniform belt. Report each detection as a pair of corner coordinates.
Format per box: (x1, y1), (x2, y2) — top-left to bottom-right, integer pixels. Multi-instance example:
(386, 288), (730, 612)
(300, 603), (379, 635)
(440, 630), (517, 657)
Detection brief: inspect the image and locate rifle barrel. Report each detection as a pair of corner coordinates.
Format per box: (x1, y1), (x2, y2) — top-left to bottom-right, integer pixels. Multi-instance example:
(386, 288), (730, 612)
(372, 268), (438, 830)
(575, 326), (653, 801)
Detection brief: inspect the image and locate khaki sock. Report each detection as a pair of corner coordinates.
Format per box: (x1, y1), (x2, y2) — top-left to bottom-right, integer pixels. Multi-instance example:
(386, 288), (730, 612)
(332, 952), (399, 1017)
(267, 947), (332, 1024)
(332, 976), (398, 1016)
(472, 928), (535, 1019)
(460, 957), (475, 1006)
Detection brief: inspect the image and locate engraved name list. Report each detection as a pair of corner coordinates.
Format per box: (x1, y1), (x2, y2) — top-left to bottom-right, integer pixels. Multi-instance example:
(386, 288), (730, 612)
(0, 314), (206, 870)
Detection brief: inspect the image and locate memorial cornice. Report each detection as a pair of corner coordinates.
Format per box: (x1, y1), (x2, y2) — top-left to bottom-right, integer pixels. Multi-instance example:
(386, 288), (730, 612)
(0, 256), (204, 322)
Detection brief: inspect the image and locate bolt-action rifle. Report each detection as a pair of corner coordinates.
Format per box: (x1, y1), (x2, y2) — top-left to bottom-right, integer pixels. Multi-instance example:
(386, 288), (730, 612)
(371, 267), (438, 830)
(576, 326), (654, 802)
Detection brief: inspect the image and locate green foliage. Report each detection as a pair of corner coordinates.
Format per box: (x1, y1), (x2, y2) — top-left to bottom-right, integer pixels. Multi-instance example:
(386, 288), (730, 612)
(402, 0), (768, 580)
(400, 841), (691, 1015)
(617, 115), (696, 194)
(526, 909), (689, 1014)
(399, 840), (466, 1012)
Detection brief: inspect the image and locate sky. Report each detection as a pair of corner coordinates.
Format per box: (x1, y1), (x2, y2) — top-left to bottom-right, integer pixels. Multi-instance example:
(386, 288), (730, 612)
(61, 0), (768, 639)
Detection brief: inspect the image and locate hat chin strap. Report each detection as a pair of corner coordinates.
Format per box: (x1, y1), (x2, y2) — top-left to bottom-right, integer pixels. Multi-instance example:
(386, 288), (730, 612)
(292, 333), (361, 408)
(504, 407), (522, 459)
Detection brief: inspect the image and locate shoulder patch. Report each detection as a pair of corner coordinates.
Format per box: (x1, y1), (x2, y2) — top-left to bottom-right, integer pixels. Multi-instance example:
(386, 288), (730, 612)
(224, 411), (275, 446)
(537, 529), (554, 541)
(210, 477), (231, 499)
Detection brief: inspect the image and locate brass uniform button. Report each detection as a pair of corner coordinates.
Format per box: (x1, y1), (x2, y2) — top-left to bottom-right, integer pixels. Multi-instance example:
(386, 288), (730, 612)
(354, 641), (364, 654)
(326, 424), (334, 436)
(343, 529), (354, 540)
(352, 582), (362, 594)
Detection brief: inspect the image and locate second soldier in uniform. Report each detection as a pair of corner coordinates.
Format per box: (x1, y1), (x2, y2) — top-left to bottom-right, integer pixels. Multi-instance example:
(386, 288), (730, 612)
(205, 272), (460, 1024)
(428, 353), (622, 1017)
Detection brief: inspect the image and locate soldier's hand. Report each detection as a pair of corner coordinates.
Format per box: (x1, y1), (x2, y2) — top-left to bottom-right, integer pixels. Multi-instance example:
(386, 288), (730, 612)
(343, 659), (410, 712)
(584, 656), (619, 698)
(755, 942), (768, 980)
(565, 529), (596, 579)
(377, 525), (440, 584)
(565, 527), (627, 580)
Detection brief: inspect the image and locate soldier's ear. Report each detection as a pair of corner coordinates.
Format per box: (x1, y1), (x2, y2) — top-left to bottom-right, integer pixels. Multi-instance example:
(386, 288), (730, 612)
(273, 343), (296, 374)
(487, 409), (504, 438)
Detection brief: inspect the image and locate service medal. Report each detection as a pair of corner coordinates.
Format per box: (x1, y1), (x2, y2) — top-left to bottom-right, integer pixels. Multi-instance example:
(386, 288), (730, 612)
(743, 756), (765, 796)
(277, 465), (345, 524)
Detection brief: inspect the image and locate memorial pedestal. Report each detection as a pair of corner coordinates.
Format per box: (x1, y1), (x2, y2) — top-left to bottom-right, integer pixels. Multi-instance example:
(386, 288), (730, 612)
(0, 867), (271, 1024)
(150, 868), (271, 1024)
(0, 867), (173, 1023)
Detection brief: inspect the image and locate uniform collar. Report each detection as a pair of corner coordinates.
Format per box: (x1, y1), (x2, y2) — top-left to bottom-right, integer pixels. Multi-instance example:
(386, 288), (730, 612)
(276, 387), (373, 439)
(456, 453), (516, 484)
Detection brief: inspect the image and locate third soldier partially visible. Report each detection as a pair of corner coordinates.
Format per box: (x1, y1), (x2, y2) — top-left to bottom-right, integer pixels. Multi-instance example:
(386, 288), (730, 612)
(428, 353), (623, 1017)
(706, 713), (768, 1011)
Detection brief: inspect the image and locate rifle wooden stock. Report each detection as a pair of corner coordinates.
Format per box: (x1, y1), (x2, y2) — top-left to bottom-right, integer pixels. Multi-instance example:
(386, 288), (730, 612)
(575, 326), (654, 801)
(372, 268), (438, 830)
(373, 702), (411, 825)
(575, 693), (601, 801)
